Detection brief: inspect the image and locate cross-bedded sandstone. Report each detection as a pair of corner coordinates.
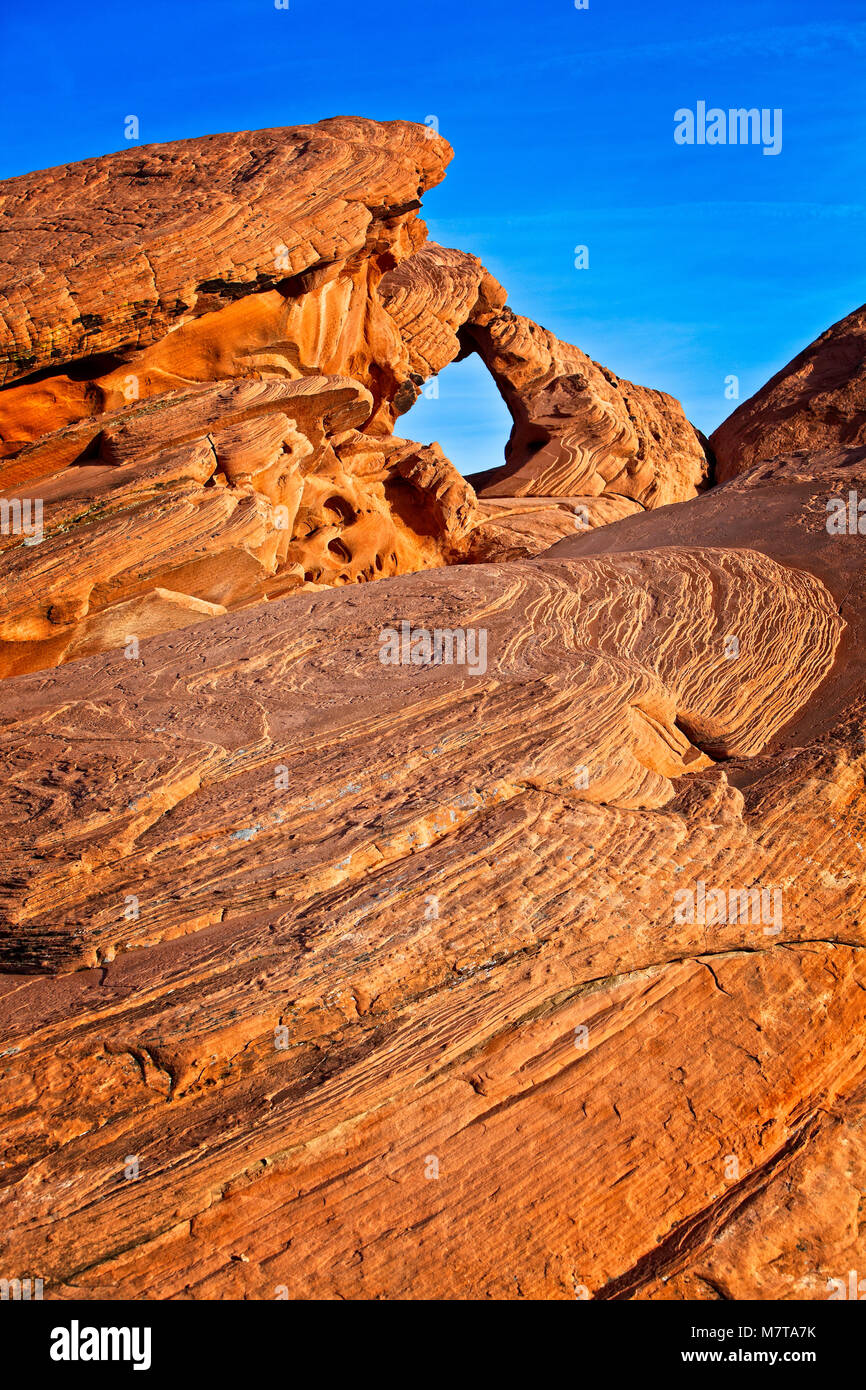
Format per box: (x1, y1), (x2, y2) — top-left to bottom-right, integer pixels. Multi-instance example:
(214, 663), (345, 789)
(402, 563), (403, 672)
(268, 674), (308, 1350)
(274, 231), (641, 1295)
(0, 126), (711, 677)
(1, 119), (864, 1304)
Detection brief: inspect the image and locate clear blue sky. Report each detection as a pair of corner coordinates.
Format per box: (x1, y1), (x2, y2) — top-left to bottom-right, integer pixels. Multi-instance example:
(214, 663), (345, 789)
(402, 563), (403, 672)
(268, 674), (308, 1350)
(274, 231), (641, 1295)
(2, 0), (864, 476)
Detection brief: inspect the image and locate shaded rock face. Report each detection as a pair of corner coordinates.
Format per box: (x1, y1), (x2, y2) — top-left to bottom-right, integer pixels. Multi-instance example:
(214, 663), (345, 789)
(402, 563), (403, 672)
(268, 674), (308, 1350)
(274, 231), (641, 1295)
(710, 302), (866, 481)
(0, 121), (706, 676)
(1, 119), (864, 1304)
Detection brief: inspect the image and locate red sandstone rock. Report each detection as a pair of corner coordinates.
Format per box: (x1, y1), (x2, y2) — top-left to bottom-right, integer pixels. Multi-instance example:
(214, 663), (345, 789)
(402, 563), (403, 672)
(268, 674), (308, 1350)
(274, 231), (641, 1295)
(462, 303), (710, 503)
(548, 445), (866, 749)
(0, 119), (449, 394)
(0, 125), (713, 677)
(710, 302), (866, 481)
(0, 376), (476, 677)
(378, 241), (710, 505)
(0, 512), (863, 1295)
(0, 123), (864, 1305)
(467, 494), (644, 561)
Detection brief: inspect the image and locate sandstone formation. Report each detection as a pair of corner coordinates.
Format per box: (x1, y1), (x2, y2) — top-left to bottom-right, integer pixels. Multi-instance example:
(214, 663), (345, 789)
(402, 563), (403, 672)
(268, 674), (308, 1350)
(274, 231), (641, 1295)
(0, 119), (450, 412)
(379, 240), (711, 504)
(0, 124), (707, 676)
(466, 494), (645, 562)
(0, 528), (859, 1298)
(0, 376), (476, 678)
(710, 302), (866, 481)
(548, 445), (866, 749)
(0, 120), (863, 1303)
(463, 304), (711, 502)
(0, 122), (491, 676)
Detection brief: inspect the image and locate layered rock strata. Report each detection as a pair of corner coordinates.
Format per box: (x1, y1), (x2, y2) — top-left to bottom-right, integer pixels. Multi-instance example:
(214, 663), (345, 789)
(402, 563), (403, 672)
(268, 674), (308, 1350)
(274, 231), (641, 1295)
(0, 124), (708, 677)
(0, 521), (859, 1297)
(463, 304), (710, 503)
(1, 121), (864, 1303)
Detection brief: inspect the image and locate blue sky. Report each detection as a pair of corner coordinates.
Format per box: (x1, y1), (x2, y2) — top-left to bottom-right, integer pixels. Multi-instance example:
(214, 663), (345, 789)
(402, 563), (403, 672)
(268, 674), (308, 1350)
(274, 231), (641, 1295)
(2, 0), (864, 476)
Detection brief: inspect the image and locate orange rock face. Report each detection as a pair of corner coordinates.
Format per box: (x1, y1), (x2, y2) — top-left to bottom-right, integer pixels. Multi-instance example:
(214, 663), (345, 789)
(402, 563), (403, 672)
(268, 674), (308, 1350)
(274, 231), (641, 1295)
(0, 124), (491, 674)
(0, 120), (448, 406)
(0, 123), (711, 677)
(710, 302), (866, 481)
(0, 375), (477, 677)
(463, 304), (711, 502)
(1, 120), (864, 1304)
(377, 240), (711, 504)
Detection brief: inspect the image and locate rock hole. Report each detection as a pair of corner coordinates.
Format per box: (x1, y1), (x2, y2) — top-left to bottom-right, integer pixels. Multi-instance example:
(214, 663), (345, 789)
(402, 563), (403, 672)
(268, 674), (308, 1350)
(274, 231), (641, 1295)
(398, 351), (512, 480)
(327, 538), (352, 563)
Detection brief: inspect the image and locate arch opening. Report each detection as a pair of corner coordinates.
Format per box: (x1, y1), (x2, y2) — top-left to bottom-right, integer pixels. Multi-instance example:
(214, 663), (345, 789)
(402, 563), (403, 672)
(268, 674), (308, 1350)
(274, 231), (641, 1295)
(400, 351), (512, 484)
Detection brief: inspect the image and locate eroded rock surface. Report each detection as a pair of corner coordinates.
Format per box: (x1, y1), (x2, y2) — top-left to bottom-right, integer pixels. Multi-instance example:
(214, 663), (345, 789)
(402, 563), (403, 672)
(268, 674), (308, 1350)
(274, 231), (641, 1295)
(0, 125), (487, 673)
(710, 302), (866, 481)
(549, 445), (866, 749)
(0, 123), (863, 1304)
(0, 131), (710, 676)
(0, 474), (863, 1298)
(466, 494), (644, 562)
(0, 119), (450, 414)
(0, 545), (843, 973)
(463, 303), (710, 502)
(0, 376), (476, 677)
(379, 241), (710, 504)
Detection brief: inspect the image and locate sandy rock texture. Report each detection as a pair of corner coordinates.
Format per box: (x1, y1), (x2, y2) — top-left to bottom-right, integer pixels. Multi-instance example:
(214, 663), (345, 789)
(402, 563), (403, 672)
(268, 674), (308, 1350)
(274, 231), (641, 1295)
(0, 118), (864, 1302)
(0, 529), (859, 1297)
(0, 376), (477, 678)
(710, 303), (866, 482)
(0, 123), (708, 677)
(0, 118), (450, 409)
(0, 122), (490, 675)
(380, 240), (710, 504)
(464, 304), (711, 504)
